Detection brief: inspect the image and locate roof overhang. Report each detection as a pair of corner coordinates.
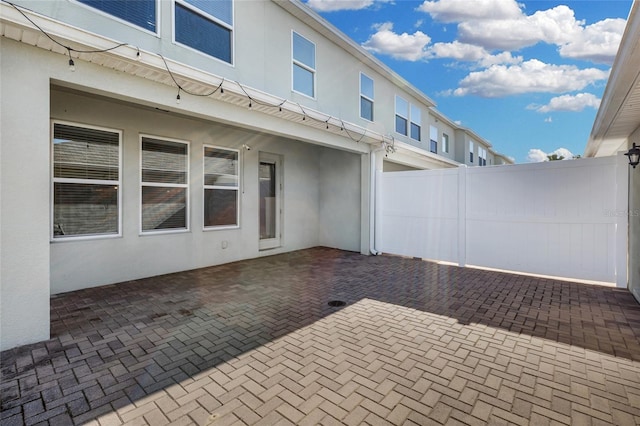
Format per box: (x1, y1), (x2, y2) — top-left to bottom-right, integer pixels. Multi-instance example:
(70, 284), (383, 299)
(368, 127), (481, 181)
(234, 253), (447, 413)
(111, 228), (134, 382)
(585, 1), (640, 157)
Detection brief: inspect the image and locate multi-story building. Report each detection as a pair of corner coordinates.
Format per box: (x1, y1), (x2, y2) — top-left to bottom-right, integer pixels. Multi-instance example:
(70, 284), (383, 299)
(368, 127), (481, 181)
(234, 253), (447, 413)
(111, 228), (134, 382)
(0, 0), (511, 350)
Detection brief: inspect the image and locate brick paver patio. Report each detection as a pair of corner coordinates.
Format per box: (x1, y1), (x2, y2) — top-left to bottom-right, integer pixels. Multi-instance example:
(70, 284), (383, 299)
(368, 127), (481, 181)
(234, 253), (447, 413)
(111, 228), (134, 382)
(2, 247), (640, 425)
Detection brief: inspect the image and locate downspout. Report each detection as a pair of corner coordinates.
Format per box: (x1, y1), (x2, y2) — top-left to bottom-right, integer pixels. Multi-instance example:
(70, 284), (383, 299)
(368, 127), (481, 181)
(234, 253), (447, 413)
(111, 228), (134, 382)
(370, 146), (385, 255)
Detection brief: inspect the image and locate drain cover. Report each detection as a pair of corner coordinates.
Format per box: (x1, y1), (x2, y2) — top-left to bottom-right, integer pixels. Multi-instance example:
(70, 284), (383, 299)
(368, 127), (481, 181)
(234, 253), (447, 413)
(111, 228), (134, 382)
(328, 300), (346, 307)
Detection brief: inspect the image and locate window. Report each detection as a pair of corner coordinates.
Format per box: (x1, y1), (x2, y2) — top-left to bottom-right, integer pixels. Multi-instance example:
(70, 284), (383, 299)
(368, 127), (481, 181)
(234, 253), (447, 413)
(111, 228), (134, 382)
(52, 122), (121, 239)
(442, 133), (449, 153)
(479, 147), (487, 166)
(360, 73), (374, 121)
(292, 32), (316, 98)
(175, 0), (233, 63)
(204, 146), (239, 228)
(411, 105), (421, 141)
(469, 141), (474, 163)
(395, 96), (408, 136)
(77, 0), (156, 32)
(429, 125), (438, 153)
(141, 136), (189, 233)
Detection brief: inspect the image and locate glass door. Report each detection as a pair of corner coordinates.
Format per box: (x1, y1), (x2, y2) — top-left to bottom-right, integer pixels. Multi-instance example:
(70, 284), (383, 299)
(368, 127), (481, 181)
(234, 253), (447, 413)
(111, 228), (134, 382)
(259, 153), (281, 250)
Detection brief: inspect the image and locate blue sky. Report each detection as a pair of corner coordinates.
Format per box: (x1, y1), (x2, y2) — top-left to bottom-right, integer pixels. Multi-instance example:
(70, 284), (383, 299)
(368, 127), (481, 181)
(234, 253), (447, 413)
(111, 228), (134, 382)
(304, 0), (632, 163)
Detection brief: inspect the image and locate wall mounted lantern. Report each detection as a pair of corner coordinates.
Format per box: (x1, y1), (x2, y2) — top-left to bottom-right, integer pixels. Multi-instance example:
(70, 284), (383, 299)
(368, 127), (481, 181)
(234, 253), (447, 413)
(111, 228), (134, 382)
(625, 143), (640, 168)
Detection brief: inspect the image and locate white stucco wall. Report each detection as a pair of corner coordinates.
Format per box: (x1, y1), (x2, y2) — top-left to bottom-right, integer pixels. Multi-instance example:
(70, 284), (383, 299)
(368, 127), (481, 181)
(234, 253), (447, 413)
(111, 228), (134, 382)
(1, 41), (51, 351)
(628, 128), (640, 302)
(318, 148), (361, 251)
(0, 38), (365, 350)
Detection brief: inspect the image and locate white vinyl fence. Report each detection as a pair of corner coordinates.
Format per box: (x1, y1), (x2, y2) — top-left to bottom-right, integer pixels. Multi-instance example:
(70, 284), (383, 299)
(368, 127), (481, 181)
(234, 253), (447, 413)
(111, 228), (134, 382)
(379, 155), (628, 286)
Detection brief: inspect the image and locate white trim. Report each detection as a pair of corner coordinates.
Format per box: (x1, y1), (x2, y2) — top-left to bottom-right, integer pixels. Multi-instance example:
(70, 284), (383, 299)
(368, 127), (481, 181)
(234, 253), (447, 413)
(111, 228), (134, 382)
(203, 144), (241, 231)
(442, 133), (449, 153)
(410, 104), (422, 142)
(70, 0), (160, 37)
(172, 0), (235, 66)
(50, 120), (123, 241)
(291, 30), (317, 99)
(359, 72), (374, 122)
(139, 134), (191, 235)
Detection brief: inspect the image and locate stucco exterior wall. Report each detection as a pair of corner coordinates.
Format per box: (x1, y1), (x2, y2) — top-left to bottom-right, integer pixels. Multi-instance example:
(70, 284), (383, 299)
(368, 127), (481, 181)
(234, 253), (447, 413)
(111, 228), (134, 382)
(0, 41), (51, 351)
(0, 38), (364, 350)
(628, 127), (640, 302)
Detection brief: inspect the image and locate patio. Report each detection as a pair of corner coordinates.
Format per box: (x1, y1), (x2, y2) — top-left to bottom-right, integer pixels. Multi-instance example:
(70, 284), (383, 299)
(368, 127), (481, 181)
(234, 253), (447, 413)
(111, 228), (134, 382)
(1, 247), (640, 425)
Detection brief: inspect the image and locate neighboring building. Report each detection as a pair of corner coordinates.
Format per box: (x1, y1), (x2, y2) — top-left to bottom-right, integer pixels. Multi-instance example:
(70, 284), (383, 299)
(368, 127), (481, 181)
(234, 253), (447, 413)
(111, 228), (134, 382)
(0, 0), (510, 350)
(584, 1), (640, 303)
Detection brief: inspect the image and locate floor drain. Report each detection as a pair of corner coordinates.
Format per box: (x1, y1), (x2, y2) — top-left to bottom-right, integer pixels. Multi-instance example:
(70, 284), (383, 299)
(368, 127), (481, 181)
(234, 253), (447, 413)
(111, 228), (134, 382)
(328, 300), (346, 307)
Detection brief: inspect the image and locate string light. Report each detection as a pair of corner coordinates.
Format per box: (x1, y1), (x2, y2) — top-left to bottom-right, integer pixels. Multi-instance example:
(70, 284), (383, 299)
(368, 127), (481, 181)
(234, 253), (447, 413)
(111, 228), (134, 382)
(4, 0), (386, 149)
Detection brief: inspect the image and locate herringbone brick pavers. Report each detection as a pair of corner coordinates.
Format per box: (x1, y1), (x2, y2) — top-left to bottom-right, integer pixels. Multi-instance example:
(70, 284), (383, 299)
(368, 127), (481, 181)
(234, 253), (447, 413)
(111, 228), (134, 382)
(1, 247), (639, 425)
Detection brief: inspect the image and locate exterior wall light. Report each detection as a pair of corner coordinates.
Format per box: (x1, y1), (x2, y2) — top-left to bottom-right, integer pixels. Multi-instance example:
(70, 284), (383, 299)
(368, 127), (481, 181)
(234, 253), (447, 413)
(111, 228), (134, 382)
(625, 143), (640, 168)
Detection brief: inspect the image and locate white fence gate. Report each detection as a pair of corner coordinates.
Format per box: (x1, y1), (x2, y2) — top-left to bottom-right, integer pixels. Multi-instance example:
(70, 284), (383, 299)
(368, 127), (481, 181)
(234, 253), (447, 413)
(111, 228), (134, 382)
(379, 155), (628, 286)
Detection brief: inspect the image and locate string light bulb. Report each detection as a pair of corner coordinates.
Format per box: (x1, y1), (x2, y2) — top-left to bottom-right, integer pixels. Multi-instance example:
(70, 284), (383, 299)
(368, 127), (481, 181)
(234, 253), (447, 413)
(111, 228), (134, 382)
(176, 89), (181, 104)
(68, 57), (75, 72)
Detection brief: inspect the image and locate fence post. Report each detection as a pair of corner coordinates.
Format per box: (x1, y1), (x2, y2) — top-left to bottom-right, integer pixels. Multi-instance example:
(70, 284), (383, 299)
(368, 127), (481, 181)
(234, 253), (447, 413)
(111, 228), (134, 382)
(458, 164), (467, 267)
(615, 153), (629, 288)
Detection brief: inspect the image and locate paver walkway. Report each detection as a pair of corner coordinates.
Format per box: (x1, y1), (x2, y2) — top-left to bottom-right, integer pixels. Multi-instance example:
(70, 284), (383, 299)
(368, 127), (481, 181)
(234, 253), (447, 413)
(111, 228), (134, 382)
(2, 247), (640, 425)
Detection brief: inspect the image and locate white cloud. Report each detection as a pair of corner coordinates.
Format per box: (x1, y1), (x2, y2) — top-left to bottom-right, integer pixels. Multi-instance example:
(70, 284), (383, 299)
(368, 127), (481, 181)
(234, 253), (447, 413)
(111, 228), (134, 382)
(306, 0), (392, 12)
(452, 59), (609, 97)
(429, 41), (522, 66)
(417, 1), (625, 64)
(458, 5), (583, 51)
(531, 93), (601, 113)
(544, 117), (553, 123)
(559, 18), (626, 65)
(527, 147), (574, 162)
(417, 0), (523, 22)
(362, 22), (431, 61)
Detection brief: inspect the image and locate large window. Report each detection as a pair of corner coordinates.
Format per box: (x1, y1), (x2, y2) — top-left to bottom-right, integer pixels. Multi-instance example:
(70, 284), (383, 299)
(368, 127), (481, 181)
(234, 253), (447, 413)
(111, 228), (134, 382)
(360, 73), (374, 121)
(77, 0), (156, 32)
(429, 125), (438, 153)
(442, 133), (450, 153)
(410, 105), (422, 142)
(141, 136), (189, 233)
(479, 147), (487, 166)
(395, 96), (408, 136)
(52, 121), (121, 239)
(292, 32), (316, 98)
(175, 0), (233, 63)
(204, 146), (239, 228)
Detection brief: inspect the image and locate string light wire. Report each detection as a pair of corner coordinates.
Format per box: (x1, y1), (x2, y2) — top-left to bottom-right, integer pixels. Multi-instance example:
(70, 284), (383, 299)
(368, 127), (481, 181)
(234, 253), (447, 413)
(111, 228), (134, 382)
(3, 0), (392, 149)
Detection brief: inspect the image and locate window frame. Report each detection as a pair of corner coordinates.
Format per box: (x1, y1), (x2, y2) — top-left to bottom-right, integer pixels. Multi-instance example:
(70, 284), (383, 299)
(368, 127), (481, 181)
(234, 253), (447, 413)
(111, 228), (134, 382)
(469, 141), (475, 163)
(172, 0), (234, 65)
(359, 72), (374, 122)
(429, 125), (439, 154)
(50, 120), (123, 242)
(203, 145), (241, 231)
(291, 31), (316, 99)
(139, 134), (190, 235)
(442, 133), (449, 153)
(73, 0), (160, 36)
(395, 95), (409, 136)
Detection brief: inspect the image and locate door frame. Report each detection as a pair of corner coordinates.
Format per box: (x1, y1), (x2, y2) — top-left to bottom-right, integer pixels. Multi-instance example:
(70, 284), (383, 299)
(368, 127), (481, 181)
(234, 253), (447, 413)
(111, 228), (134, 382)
(258, 152), (282, 250)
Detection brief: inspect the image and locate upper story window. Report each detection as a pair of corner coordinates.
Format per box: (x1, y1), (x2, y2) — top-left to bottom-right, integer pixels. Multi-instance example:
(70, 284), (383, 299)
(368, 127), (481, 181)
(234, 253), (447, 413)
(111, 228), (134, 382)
(77, 0), (157, 32)
(141, 136), (189, 233)
(360, 73), (374, 121)
(410, 105), (421, 142)
(469, 141), (475, 163)
(479, 147), (487, 166)
(292, 32), (316, 98)
(429, 125), (438, 153)
(395, 96), (408, 136)
(175, 0), (233, 64)
(204, 146), (239, 229)
(52, 121), (121, 240)
(442, 133), (449, 153)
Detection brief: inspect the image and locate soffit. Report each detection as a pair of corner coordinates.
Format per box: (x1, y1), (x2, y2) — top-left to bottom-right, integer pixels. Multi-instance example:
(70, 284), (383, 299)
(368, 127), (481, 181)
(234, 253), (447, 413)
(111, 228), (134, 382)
(586, 2), (640, 157)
